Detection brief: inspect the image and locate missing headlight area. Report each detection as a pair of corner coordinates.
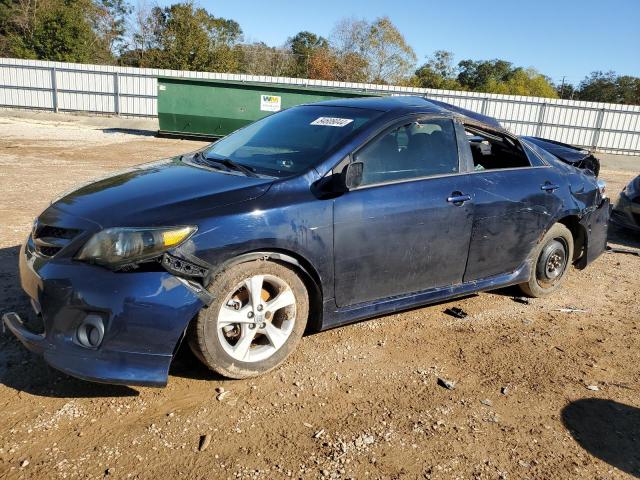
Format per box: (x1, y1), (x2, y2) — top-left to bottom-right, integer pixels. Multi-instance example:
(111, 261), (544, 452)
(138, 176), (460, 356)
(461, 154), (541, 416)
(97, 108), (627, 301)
(161, 253), (208, 278)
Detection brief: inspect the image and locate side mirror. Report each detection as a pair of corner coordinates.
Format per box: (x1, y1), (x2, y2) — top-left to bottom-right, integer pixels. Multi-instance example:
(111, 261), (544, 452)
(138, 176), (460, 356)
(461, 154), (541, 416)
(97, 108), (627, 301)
(343, 161), (364, 189)
(311, 160), (364, 199)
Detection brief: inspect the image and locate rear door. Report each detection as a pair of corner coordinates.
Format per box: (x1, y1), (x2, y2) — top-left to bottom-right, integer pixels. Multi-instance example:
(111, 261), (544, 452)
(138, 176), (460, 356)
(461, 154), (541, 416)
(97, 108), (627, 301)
(333, 116), (474, 307)
(460, 125), (564, 281)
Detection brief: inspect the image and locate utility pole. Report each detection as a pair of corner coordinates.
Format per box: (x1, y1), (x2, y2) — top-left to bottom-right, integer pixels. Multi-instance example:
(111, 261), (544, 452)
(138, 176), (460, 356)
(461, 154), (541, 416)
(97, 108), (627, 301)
(559, 76), (566, 99)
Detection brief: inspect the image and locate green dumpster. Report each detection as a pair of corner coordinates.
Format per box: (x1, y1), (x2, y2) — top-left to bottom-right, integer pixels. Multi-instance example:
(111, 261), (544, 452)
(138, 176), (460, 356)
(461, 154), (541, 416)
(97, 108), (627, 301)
(157, 77), (379, 138)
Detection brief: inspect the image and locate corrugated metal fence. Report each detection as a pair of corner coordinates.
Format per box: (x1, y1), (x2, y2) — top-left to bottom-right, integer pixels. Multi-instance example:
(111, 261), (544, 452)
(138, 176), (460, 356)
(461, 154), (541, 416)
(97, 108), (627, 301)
(1, 57), (639, 155)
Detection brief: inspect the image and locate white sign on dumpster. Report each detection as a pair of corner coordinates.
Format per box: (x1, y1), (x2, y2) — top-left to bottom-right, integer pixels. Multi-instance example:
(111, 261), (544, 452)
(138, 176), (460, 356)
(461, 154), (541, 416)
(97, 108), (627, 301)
(260, 94), (281, 112)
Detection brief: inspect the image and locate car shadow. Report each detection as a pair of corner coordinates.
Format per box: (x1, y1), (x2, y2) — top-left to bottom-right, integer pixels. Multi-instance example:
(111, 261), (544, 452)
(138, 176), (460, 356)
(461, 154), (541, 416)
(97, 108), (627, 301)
(169, 341), (227, 382)
(0, 245), (138, 398)
(101, 127), (157, 137)
(562, 398), (640, 477)
(488, 285), (524, 298)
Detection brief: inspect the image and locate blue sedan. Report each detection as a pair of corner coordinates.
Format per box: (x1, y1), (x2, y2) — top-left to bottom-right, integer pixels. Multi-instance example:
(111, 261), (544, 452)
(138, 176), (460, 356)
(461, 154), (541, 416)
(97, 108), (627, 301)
(4, 96), (609, 386)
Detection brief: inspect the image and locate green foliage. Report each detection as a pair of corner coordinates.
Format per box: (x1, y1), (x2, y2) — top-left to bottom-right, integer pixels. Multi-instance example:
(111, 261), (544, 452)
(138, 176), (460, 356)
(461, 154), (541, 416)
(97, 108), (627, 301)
(142, 2), (242, 71)
(556, 82), (576, 100)
(413, 53), (558, 98)
(414, 50), (463, 90)
(457, 59), (515, 91)
(575, 71), (640, 104)
(0, 0), (113, 62)
(484, 68), (558, 98)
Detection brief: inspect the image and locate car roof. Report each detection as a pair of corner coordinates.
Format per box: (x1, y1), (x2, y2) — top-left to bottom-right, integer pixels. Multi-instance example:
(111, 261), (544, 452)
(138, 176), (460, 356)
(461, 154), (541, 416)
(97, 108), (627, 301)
(306, 95), (504, 130)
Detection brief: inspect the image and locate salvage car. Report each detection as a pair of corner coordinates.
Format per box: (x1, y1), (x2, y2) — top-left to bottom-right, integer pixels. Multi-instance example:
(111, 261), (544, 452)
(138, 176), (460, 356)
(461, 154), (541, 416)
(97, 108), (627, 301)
(611, 175), (640, 232)
(4, 96), (610, 386)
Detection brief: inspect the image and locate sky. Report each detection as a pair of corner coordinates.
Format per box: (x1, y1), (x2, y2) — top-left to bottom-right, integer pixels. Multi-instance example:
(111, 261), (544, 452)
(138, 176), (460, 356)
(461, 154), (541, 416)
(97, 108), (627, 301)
(156, 0), (640, 85)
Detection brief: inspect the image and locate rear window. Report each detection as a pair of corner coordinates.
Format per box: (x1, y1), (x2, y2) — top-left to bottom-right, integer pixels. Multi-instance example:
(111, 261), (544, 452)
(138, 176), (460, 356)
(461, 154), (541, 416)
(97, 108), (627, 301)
(203, 105), (383, 177)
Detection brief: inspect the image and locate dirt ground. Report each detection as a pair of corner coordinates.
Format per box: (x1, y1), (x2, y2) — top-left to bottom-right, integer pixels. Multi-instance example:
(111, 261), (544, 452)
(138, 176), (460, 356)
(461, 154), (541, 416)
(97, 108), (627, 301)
(0, 113), (638, 480)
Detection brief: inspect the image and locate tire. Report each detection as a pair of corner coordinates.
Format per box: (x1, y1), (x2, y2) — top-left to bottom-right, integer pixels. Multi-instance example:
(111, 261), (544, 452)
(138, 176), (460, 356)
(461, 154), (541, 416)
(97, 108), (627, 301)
(519, 223), (574, 298)
(188, 260), (309, 379)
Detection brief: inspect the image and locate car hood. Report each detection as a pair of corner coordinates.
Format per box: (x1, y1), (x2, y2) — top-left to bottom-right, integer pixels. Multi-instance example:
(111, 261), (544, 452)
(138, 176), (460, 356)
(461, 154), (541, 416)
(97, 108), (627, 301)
(48, 158), (273, 227)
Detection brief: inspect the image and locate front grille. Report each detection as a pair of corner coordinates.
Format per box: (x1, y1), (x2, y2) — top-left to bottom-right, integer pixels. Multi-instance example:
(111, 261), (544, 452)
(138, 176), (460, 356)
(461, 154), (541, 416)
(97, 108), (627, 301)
(33, 224), (82, 258)
(38, 246), (61, 257)
(37, 225), (79, 240)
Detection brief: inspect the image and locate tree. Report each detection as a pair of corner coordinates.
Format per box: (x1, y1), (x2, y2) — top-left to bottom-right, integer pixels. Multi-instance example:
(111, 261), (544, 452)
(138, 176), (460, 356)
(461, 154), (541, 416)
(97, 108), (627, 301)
(306, 47), (336, 80)
(576, 71), (640, 105)
(556, 81), (576, 100)
(367, 17), (416, 83)
(414, 50), (462, 90)
(140, 1), (242, 71)
(0, 0), (112, 62)
(330, 16), (416, 84)
(332, 51), (369, 83)
(454, 58), (557, 98)
(484, 68), (558, 98)
(286, 31), (328, 77)
(457, 59), (514, 91)
(615, 75), (640, 105)
(238, 42), (295, 76)
(145, 3), (210, 70)
(330, 17), (368, 57)
(120, 0), (159, 66)
(94, 0), (132, 57)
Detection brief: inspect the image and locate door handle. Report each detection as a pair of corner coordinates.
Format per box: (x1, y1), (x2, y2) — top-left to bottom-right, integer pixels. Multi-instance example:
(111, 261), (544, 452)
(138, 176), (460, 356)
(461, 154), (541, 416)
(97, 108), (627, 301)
(447, 192), (472, 205)
(541, 182), (559, 192)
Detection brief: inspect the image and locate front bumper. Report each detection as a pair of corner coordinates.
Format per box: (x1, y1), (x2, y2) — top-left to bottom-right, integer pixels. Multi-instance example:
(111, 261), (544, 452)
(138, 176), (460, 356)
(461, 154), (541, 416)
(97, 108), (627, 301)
(4, 240), (205, 387)
(611, 192), (640, 232)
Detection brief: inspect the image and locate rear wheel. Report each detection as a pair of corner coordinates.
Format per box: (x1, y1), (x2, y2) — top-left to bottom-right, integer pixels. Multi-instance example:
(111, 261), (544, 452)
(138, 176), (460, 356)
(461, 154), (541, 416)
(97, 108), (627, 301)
(188, 260), (308, 379)
(519, 223), (574, 297)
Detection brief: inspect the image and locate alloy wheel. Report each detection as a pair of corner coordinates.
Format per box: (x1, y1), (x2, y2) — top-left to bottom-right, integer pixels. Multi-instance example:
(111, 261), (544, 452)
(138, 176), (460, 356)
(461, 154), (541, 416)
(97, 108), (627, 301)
(217, 274), (297, 363)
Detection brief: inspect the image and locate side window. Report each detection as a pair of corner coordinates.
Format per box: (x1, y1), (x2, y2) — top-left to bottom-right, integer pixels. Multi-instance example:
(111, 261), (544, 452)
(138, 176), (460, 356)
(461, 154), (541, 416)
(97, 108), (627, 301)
(465, 126), (532, 171)
(356, 118), (459, 186)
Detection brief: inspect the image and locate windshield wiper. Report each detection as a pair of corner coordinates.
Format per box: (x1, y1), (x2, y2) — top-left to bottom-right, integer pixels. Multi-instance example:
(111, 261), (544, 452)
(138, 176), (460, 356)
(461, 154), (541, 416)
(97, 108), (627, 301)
(203, 155), (259, 178)
(181, 151), (211, 166)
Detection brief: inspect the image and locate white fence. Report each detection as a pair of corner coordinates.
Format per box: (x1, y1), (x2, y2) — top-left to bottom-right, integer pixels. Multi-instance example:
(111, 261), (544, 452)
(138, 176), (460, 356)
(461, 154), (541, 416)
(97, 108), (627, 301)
(1, 57), (640, 155)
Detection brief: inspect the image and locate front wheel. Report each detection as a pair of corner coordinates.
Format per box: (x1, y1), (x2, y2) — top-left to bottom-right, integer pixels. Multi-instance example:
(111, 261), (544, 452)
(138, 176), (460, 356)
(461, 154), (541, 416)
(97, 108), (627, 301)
(188, 260), (309, 379)
(519, 223), (574, 297)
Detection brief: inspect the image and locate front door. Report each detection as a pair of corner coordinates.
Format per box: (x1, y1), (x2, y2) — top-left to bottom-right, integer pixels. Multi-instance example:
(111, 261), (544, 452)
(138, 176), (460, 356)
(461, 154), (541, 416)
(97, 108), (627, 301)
(333, 117), (474, 307)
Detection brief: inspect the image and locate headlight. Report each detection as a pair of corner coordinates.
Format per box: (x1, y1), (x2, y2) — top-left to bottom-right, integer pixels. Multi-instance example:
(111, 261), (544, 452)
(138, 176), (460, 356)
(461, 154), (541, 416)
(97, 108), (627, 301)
(76, 226), (196, 268)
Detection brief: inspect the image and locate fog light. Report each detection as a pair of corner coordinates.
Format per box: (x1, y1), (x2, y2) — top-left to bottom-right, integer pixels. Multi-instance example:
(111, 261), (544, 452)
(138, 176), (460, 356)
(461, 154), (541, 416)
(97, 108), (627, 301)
(76, 315), (104, 349)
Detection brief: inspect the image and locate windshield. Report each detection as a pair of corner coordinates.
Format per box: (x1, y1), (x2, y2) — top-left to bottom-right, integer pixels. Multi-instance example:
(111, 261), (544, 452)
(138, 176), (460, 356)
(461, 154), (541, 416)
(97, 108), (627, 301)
(201, 105), (383, 177)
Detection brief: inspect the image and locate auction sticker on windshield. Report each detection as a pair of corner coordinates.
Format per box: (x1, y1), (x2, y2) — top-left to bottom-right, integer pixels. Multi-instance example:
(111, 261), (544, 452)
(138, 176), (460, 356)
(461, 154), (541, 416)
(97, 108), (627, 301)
(310, 117), (354, 127)
(260, 95), (281, 112)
